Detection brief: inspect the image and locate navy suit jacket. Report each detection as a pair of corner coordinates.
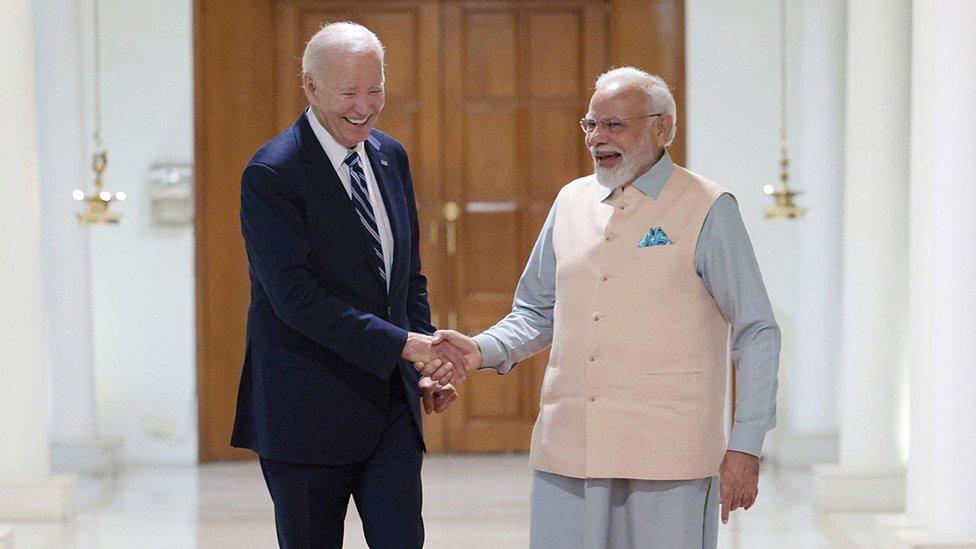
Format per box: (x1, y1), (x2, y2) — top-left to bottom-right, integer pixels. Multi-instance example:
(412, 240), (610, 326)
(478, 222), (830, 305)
(231, 113), (434, 465)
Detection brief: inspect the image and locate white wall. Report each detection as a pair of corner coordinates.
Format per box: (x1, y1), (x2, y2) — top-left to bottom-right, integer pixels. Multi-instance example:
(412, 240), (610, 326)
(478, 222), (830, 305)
(82, 0), (196, 464)
(35, 0), (98, 451)
(686, 0), (799, 374)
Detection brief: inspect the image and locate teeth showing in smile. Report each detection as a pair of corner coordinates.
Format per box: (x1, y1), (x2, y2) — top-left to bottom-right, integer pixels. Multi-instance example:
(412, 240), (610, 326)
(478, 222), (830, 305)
(345, 117), (369, 126)
(595, 152), (620, 161)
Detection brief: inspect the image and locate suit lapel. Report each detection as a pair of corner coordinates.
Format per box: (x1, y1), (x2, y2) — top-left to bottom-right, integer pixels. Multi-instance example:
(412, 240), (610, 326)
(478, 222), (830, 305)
(297, 114), (346, 196)
(295, 115), (387, 292)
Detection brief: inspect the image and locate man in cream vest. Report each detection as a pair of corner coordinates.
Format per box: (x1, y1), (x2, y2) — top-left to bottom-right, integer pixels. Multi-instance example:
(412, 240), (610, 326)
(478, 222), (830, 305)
(417, 67), (780, 548)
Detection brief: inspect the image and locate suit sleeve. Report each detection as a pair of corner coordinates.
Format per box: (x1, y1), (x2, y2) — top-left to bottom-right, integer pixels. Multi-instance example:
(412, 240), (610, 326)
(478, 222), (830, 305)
(396, 145), (436, 338)
(240, 162), (407, 379)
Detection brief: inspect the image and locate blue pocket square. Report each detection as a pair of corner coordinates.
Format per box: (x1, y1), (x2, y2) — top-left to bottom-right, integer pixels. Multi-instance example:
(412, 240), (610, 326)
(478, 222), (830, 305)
(638, 227), (673, 247)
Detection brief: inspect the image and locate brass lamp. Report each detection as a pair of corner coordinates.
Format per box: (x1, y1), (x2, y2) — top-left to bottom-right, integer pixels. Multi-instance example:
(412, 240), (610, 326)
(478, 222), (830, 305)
(763, 156), (804, 219)
(73, 150), (125, 224)
(73, 0), (125, 225)
(764, 0), (805, 220)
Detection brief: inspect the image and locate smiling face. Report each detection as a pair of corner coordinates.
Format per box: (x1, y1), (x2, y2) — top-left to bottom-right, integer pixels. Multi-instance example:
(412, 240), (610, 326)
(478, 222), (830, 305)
(585, 83), (671, 188)
(303, 50), (385, 148)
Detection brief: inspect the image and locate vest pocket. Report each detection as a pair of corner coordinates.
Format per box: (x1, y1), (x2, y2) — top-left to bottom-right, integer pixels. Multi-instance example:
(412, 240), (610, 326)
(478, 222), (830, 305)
(634, 243), (679, 254)
(630, 243), (689, 291)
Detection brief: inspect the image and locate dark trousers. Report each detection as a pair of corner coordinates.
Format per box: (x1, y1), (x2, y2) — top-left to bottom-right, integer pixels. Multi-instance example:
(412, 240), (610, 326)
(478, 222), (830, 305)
(260, 378), (424, 549)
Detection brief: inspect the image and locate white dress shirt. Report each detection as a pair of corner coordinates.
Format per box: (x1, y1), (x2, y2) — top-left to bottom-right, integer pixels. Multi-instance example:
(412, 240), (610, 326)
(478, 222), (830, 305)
(306, 108), (394, 289)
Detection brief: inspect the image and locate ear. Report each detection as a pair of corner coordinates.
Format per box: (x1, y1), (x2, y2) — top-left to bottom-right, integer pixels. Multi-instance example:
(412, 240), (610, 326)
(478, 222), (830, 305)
(302, 73), (319, 106)
(656, 114), (675, 147)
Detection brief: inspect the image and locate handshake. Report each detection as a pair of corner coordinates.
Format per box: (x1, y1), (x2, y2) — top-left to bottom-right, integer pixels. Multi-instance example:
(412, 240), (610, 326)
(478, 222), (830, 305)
(402, 329), (483, 386)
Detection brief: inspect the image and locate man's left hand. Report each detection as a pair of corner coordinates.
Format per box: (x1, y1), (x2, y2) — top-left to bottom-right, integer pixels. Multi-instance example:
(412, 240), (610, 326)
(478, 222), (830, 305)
(419, 376), (457, 414)
(719, 450), (760, 524)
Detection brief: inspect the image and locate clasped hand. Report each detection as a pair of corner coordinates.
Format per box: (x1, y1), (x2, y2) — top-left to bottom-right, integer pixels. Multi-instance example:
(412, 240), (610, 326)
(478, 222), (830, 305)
(405, 330), (482, 386)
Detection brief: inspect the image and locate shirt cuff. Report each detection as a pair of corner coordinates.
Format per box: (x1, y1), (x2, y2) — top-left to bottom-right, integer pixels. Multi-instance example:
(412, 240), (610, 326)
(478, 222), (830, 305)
(727, 422), (769, 458)
(472, 333), (516, 375)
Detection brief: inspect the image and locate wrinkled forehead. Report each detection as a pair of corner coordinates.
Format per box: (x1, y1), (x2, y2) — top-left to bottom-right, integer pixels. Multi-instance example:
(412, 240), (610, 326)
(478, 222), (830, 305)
(586, 84), (647, 119)
(321, 50), (385, 87)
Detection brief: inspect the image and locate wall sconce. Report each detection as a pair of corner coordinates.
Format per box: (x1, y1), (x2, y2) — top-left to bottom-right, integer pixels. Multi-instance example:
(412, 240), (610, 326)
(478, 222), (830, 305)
(147, 164), (194, 227)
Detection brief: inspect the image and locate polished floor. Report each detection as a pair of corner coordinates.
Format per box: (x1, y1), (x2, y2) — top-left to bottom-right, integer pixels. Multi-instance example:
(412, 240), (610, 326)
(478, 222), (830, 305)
(8, 455), (883, 548)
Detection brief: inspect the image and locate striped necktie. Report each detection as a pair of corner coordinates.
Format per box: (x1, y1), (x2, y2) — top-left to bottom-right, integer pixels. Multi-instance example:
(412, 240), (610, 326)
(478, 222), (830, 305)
(343, 151), (387, 284)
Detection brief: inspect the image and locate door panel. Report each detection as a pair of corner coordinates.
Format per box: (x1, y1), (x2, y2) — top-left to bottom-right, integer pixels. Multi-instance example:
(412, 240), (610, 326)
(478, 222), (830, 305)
(195, 0), (278, 462)
(440, 1), (607, 452)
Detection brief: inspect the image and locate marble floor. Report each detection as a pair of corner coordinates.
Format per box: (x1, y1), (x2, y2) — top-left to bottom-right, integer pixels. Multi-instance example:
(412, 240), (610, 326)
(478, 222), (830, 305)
(5, 455), (884, 548)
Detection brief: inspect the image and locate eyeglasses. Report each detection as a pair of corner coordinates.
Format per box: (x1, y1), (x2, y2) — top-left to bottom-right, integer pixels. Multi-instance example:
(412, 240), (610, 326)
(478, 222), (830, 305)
(579, 113), (664, 134)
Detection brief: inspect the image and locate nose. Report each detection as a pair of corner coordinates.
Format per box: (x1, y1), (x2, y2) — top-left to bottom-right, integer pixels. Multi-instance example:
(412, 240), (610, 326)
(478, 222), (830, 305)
(586, 127), (608, 148)
(353, 96), (369, 114)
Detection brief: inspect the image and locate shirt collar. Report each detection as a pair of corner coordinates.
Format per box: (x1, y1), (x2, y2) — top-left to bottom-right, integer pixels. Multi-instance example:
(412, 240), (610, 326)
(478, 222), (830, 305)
(597, 150), (674, 201)
(306, 107), (368, 174)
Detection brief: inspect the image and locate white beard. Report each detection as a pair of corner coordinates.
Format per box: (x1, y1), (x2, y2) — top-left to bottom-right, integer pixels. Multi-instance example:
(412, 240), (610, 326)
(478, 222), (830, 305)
(591, 131), (655, 188)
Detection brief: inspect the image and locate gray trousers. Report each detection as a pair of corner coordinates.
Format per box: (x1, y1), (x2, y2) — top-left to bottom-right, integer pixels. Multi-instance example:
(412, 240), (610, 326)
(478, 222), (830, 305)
(529, 470), (719, 549)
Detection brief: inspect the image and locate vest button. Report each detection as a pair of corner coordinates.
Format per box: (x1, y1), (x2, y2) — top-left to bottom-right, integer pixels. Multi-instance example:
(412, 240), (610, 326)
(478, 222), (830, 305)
(589, 396), (597, 402)
(592, 313), (601, 321)
(589, 355), (597, 362)
(601, 274), (609, 282)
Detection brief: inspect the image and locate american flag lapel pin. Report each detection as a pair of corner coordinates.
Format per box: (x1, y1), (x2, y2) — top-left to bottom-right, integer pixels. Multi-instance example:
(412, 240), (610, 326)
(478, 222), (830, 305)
(380, 159), (388, 166)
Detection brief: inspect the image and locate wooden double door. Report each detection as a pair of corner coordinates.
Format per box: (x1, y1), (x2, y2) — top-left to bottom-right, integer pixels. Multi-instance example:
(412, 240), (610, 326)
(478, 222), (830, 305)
(196, 0), (685, 461)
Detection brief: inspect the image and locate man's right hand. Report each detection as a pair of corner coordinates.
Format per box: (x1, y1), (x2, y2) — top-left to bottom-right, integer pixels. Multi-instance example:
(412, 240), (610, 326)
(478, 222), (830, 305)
(413, 330), (483, 385)
(401, 332), (471, 384)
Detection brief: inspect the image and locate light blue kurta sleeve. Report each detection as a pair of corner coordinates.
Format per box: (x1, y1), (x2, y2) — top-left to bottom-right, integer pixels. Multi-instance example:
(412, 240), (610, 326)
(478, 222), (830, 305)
(472, 201), (558, 374)
(695, 193), (781, 457)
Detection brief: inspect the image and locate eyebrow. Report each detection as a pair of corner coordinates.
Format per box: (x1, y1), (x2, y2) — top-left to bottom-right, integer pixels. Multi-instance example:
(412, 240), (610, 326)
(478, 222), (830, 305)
(335, 84), (384, 92)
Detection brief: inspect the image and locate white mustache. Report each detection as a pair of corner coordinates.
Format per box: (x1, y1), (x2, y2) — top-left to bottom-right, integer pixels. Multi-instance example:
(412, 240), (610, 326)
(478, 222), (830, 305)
(590, 147), (623, 157)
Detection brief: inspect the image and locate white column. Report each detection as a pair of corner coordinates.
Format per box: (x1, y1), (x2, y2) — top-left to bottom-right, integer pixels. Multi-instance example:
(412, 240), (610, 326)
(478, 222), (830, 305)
(889, 1), (976, 547)
(770, 0), (845, 467)
(0, 0), (75, 520)
(814, 0), (910, 511)
(901, 0), (937, 534)
(34, 0), (119, 475)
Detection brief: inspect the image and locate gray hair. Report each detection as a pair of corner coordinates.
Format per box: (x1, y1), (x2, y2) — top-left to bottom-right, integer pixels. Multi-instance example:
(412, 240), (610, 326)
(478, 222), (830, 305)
(595, 67), (677, 146)
(301, 22), (385, 81)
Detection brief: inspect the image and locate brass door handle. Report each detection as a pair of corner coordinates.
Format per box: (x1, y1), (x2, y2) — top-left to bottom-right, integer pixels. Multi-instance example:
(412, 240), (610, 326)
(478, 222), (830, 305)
(442, 201), (460, 255)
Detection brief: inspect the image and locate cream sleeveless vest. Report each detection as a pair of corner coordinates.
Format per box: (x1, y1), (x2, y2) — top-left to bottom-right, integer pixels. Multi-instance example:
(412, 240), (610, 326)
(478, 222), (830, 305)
(529, 165), (731, 480)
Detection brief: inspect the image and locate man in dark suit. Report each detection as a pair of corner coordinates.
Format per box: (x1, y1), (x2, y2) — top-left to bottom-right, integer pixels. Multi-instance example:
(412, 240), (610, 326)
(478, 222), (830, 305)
(231, 22), (467, 548)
